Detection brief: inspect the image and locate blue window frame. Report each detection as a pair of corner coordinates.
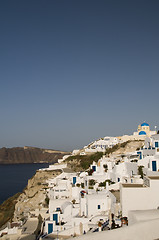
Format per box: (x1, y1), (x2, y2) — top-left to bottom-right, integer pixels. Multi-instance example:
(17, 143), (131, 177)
(155, 142), (159, 148)
(98, 205), (100, 209)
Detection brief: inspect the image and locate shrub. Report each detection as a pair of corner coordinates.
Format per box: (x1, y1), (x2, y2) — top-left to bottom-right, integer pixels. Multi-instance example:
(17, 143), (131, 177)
(81, 183), (84, 188)
(138, 166), (144, 179)
(89, 179), (96, 186)
(103, 164), (108, 172)
(45, 196), (49, 206)
(65, 152), (103, 170)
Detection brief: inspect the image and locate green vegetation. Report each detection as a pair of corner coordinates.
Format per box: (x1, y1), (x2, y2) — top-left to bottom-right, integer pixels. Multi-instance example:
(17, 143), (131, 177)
(87, 169), (94, 176)
(44, 196), (49, 207)
(99, 179), (115, 187)
(103, 164), (108, 172)
(72, 199), (76, 204)
(105, 140), (144, 156)
(89, 179), (96, 186)
(131, 159), (138, 162)
(0, 192), (21, 229)
(81, 183), (84, 188)
(65, 140), (144, 171)
(138, 166), (144, 179)
(65, 152), (103, 171)
(105, 141), (131, 156)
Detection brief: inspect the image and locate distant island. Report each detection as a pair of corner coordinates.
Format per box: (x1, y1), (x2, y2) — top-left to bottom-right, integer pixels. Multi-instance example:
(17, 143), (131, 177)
(0, 146), (70, 164)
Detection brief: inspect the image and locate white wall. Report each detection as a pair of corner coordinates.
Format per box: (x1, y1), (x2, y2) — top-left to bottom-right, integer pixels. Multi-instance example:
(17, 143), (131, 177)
(67, 217), (159, 240)
(121, 178), (159, 217)
(86, 194), (111, 217)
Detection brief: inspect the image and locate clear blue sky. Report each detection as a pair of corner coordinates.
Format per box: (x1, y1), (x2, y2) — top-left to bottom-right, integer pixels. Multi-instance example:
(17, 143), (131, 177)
(0, 0), (159, 151)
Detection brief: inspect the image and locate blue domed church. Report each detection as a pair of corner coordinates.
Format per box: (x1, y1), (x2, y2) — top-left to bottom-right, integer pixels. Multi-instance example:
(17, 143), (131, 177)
(136, 122), (156, 137)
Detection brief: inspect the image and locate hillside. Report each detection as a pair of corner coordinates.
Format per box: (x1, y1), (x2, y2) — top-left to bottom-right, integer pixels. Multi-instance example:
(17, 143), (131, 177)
(106, 140), (144, 156)
(65, 140), (144, 171)
(0, 147), (69, 164)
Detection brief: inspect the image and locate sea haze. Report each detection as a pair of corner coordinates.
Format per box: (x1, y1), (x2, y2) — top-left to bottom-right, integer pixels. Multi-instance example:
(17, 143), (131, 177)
(0, 163), (49, 204)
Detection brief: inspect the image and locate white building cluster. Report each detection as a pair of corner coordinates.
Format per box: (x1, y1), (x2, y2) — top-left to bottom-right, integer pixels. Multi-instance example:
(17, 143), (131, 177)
(2, 122), (159, 240)
(84, 137), (119, 153)
(40, 123), (159, 239)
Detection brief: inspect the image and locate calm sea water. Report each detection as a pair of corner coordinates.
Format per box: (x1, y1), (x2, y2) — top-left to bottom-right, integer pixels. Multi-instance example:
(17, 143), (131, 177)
(0, 163), (49, 204)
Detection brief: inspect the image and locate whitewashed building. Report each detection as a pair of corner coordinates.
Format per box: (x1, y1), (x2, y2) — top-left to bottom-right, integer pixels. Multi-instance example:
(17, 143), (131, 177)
(85, 137), (119, 153)
(120, 175), (159, 217)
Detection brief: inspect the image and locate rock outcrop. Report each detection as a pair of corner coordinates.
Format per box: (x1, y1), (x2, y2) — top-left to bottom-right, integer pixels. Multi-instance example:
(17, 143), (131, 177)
(13, 169), (62, 221)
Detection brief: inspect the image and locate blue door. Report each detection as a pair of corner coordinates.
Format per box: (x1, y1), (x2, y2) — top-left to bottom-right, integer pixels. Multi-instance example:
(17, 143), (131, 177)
(53, 214), (58, 224)
(152, 161), (157, 171)
(92, 166), (96, 171)
(48, 223), (53, 234)
(155, 142), (159, 148)
(73, 177), (76, 185)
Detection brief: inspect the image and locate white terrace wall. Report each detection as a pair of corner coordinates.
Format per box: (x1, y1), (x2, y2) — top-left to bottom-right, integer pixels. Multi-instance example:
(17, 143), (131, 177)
(121, 180), (159, 217)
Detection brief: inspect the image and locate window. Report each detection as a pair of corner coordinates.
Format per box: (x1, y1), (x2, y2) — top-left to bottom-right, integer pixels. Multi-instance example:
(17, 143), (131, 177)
(98, 205), (100, 209)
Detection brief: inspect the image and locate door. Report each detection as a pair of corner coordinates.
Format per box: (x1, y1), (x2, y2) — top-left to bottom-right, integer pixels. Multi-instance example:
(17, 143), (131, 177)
(152, 161), (157, 171)
(53, 214), (58, 224)
(48, 223), (53, 234)
(73, 177), (76, 185)
(92, 166), (96, 171)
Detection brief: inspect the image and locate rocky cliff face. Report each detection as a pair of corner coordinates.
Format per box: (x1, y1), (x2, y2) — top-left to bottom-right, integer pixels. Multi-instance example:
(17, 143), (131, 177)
(14, 169), (62, 221)
(0, 147), (69, 164)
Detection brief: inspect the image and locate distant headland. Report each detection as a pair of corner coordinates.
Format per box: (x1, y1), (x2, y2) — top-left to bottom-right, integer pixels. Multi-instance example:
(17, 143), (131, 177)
(0, 146), (70, 164)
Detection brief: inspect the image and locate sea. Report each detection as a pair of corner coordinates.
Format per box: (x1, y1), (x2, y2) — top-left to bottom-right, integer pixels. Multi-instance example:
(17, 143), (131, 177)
(0, 163), (49, 204)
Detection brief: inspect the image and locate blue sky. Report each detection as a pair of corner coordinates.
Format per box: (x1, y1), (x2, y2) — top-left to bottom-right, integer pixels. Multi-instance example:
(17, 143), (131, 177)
(0, 0), (159, 151)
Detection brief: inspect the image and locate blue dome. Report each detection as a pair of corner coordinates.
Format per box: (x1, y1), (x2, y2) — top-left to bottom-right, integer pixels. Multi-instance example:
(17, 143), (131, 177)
(139, 131), (147, 135)
(141, 122), (149, 127)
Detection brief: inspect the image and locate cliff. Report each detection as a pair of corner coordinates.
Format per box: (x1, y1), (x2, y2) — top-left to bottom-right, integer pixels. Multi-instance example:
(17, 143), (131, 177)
(0, 147), (69, 164)
(14, 169), (62, 221)
(0, 169), (62, 229)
